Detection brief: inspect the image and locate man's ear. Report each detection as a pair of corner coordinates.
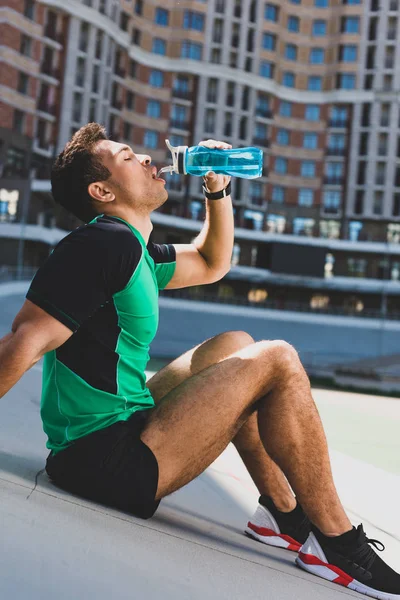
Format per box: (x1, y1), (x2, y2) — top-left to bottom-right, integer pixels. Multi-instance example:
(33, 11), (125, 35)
(88, 182), (115, 204)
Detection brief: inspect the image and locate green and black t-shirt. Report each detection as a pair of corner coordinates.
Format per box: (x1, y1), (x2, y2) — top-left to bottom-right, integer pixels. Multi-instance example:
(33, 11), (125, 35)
(26, 215), (176, 454)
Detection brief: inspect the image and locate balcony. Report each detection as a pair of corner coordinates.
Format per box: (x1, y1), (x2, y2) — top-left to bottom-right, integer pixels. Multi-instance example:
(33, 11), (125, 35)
(326, 147), (346, 156)
(324, 176), (344, 186)
(44, 26), (63, 43)
(329, 120), (348, 129)
(170, 120), (190, 130)
(114, 65), (126, 78)
(40, 63), (60, 79)
(256, 108), (272, 119)
(252, 137), (269, 147)
(172, 88), (192, 100)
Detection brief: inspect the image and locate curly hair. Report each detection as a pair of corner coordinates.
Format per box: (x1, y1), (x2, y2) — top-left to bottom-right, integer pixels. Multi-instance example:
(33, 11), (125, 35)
(51, 123), (111, 223)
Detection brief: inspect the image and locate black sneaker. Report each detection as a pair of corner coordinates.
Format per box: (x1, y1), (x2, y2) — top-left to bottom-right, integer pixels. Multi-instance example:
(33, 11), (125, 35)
(245, 495), (310, 552)
(296, 524), (400, 599)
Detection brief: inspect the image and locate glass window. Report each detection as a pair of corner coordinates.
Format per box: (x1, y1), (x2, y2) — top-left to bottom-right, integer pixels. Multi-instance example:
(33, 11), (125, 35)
(147, 100), (161, 118)
(172, 104), (188, 123)
(169, 134), (185, 146)
(285, 44), (297, 60)
(303, 132), (318, 149)
(155, 7), (169, 26)
(298, 189), (314, 206)
(152, 38), (166, 55)
(144, 130), (159, 149)
(293, 217), (315, 236)
(275, 157), (288, 174)
(149, 69), (164, 87)
(310, 48), (325, 64)
(328, 133), (345, 149)
(337, 73), (356, 89)
(183, 10), (205, 31)
(308, 76), (322, 91)
(323, 190), (341, 213)
(277, 129), (290, 145)
(315, 0), (328, 5)
(283, 72), (295, 87)
(305, 104), (320, 121)
(342, 16), (359, 33)
(331, 105), (348, 121)
(288, 16), (299, 32)
(280, 101), (292, 117)
(265, 3), (279, 21)
(181, 41), (203, 60)
(301, 160), (316, 177)
(262, 33), (276, 51)
(339, 45), (357, 62)
(326, 162), (343, 177)
(272, 186), (285, 203)
(255, 123), (268, 142)
(259, 61), (274, 78)
(312, 20), (327, 35)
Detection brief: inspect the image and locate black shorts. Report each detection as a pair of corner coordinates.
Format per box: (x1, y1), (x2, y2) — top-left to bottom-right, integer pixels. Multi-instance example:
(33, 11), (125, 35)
(45, 409), (160, 519)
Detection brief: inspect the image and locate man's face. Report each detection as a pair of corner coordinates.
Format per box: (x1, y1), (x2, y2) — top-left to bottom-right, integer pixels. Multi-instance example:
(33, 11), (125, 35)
(95, 139), (168, 213)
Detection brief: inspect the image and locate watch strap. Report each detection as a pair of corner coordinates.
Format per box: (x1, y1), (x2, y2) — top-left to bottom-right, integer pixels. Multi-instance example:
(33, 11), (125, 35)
(202, 181), (232, 200)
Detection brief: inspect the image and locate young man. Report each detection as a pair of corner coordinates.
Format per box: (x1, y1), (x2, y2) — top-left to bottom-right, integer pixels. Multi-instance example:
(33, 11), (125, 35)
(0, 124), (398, 599)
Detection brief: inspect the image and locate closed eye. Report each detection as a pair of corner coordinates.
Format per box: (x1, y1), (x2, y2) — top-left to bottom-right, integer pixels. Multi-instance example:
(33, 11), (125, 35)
(124, 157), (132, 161)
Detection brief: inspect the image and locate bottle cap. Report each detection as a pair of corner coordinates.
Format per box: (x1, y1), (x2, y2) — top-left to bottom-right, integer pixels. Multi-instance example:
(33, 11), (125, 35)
(165, 139), (188, 175)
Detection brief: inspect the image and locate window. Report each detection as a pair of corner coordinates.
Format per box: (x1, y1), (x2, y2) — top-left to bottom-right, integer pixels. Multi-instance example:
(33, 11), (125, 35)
(326, 162), (343, 178)
(183, 10), (205, 31)
(135, 0), (143, 15)
(147, 100), (161, 118)
(298, 189), (314, 206)
(250, 181), (264, 204)
(339, 45), (357, 62)
(123, 122), (132, 141)
(280, 101), (292, 117)
(265, 3), (279, 21)
(262, 33), (276, 51)
(308, 76), (322, 91)
(272, 186), (285, 203)
(132, 28), (141, 45)
(288, 16), (300, 32)
(144, 130), (159, 149)
(337, 73), (356, 89)
(126, 91), (135, 110)
(303, 132), (318, 149)
(172, 104), (188, 126)
(24, 0), (35, 19)
(17, 72), (29, 95)
(152, 38), (166, 55)
(293, 217), (315, 236)
(328, 133), (345, 149)
(207, 78), (219, 103)
(120, 12), (129, 31)
(301, 161), (316, 177)
(259, 61), (274, 78)
(285, 44), (297, 60)
(275, 157), (288, 174)
(20, 35), (32, 57)
(149, 69), (164, 87)
(342, 16), (359, 33)
(155, 8), (169, 26)
(255, 122), (268, 140)
(315, 0), (328, 5)
(277, 129), (290, 145)
(181, 41), (202, 60)
(312, 20), (326, 35)
(282, 72), (295, 87)
(13, 109), (25, 134)
(170, 135), (185, 147)
(323, 190), (341, 213)
(310, 48), (325, 64)
(305, 104), (320, 121)
(331, 105), (348, 122)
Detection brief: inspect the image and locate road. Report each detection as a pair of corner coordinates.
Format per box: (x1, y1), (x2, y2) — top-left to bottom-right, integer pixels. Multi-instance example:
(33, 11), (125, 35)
(1, 284), (399, 599)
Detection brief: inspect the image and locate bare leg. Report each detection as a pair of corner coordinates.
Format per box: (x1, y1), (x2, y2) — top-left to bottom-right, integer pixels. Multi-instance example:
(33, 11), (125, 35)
(147, 332), (295, 511)
(143, 337), (351, 536)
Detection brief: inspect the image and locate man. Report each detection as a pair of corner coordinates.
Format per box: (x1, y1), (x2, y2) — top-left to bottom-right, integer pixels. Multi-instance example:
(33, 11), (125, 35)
(0, 123), (398, 599)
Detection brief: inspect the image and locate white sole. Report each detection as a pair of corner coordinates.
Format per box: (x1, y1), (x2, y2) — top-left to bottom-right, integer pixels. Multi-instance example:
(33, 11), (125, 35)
(245, 522), (301, 552)
(296, 551), (400, 600)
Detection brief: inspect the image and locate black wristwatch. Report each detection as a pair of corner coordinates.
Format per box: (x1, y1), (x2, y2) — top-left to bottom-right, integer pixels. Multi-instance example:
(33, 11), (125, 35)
(202, 181), (232, 200)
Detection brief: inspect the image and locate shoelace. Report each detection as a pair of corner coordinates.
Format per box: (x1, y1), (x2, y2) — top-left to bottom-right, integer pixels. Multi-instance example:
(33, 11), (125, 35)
(350, 530), (385, 573)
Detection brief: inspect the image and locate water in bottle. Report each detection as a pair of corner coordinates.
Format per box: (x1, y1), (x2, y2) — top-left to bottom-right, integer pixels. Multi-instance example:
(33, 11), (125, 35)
(157, 140), (263, 179)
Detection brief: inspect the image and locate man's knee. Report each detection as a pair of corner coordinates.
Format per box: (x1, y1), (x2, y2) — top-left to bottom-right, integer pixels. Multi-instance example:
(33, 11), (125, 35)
(214, 330), (254, 353)
(254, 339), (301, 372)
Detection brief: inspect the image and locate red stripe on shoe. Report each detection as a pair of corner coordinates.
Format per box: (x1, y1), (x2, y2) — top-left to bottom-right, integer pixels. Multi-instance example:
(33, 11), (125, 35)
(298, 551), (354, 587)
(247, 521), (301, 551)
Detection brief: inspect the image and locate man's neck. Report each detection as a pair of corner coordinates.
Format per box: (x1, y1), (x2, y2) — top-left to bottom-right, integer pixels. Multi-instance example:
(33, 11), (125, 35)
(107, 210), (153, 244)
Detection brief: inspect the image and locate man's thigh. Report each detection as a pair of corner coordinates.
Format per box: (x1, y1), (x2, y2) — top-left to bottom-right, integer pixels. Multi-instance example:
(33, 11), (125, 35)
(141, 340), (277, 501)
(146, 331), (254, 403)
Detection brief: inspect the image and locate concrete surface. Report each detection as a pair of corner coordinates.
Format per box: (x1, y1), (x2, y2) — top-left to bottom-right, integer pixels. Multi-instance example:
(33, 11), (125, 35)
(1, 286), (399, 599)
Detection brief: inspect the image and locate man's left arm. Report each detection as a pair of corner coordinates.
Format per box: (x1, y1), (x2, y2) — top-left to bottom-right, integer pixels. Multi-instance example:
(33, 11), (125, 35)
(165, 139), (234, 290)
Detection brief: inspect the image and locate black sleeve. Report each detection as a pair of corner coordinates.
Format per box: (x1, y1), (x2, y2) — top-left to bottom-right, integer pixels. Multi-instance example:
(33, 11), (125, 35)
(26, 223), (142, 332)
(147, 242), (177, 290)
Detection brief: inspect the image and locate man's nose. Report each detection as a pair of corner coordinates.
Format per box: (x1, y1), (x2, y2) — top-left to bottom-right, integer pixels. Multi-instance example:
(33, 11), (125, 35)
(136, 154), (151, 165)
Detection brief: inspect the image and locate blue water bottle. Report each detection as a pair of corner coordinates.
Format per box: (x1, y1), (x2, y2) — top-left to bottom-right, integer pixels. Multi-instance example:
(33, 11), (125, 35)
(157, 140), (263, 179)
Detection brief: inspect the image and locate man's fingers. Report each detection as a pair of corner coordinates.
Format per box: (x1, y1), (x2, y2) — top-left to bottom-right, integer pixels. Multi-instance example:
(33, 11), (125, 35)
(198, 140), (232, 149)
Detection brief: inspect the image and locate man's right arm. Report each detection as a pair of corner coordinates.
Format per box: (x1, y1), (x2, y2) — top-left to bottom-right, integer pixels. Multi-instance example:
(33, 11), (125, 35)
(0, 300), (73, 399)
